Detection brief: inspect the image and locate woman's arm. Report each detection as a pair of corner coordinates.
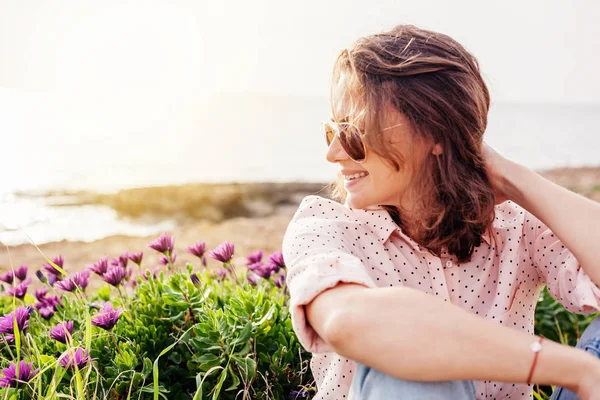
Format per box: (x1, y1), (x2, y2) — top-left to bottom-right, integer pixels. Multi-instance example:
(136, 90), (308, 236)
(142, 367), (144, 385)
(485, 145), (600, 288)
(318, 284), (600, 395)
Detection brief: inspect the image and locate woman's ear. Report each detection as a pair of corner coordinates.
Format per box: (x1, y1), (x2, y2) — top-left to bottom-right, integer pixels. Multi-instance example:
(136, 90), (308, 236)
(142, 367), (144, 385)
(432, 143), (443, 156)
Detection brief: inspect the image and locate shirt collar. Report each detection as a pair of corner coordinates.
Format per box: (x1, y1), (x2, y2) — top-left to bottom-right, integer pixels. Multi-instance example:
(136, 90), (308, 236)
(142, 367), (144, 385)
(343, 200), (492, 247)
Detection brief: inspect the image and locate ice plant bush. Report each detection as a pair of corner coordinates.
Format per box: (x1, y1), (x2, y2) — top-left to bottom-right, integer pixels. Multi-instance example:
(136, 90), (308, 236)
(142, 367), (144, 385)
(0, 234), (317, 399)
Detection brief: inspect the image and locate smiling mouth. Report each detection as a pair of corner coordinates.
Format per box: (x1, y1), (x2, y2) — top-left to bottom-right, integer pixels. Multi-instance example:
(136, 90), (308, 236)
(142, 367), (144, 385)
(343, 171), (369, 181)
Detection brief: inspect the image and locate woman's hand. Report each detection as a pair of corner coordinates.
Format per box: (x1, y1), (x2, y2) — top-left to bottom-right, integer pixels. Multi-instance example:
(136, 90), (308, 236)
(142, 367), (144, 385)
(482, 142), (513, 204)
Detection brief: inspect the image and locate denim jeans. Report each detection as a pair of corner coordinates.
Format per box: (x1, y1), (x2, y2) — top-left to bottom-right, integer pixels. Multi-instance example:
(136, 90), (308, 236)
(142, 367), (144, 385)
(349, 315), (600, 400)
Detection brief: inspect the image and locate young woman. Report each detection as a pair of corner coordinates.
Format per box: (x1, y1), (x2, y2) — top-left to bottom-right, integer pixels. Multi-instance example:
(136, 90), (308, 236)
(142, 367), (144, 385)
(282, 25), (600, 400)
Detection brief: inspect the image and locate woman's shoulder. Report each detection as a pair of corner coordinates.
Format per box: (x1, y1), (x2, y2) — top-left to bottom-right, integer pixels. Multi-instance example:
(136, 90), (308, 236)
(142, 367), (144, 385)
(492, 200), (533, 230)
(291, 195), (353, 222)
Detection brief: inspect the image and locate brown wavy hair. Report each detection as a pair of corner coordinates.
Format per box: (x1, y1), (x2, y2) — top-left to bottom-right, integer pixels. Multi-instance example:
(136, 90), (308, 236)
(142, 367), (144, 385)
(329, 24), (496, 263)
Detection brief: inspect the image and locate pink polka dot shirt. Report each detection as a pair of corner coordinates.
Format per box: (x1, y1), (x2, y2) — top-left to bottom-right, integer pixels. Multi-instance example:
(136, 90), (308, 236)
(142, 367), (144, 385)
(282, 195), (600, 400)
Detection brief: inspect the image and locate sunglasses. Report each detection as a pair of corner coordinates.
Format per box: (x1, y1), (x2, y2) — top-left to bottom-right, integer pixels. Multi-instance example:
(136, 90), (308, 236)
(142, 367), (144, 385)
(323, 121), (404, 163)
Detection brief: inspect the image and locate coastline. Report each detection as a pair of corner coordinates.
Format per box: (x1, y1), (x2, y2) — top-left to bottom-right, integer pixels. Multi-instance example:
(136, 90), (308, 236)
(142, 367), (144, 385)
(1, 167), (599, 290)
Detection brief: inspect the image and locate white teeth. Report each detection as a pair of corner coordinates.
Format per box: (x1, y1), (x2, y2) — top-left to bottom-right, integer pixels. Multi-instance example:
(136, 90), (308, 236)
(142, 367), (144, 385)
(344, 172), (368, 181)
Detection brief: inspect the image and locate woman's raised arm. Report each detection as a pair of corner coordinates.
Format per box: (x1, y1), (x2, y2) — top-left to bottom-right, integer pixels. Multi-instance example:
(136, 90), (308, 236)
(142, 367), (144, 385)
(484, 144), (600, 288)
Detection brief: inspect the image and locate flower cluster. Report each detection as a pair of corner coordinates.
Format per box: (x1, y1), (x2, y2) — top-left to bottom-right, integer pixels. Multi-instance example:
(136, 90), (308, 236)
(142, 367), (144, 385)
(34, 288), (63, 320)
(6, 277), (31, 298)
(244, 250), (286, 287)
(55, 270), (90, 292)
(0, 265), (28, 284)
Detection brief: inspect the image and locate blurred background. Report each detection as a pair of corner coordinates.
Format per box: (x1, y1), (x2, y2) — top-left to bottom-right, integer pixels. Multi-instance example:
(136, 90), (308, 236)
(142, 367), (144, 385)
(0, 0), (599, 276)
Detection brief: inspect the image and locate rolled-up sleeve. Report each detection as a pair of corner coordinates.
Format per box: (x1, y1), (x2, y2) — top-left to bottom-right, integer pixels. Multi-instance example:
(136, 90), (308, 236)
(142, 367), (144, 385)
(282, 196), (377, 354)
(526, 211), (600, 314)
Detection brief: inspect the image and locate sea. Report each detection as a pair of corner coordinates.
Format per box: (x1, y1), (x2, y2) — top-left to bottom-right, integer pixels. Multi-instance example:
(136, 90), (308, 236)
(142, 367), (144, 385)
(1, 93), (599, 246)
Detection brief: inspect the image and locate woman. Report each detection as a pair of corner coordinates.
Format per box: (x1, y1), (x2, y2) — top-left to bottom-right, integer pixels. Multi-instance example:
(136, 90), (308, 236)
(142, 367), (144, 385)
(282, 25), (600, 400)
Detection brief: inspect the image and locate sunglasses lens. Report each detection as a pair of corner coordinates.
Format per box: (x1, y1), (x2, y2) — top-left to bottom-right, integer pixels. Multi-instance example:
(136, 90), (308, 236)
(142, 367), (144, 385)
(339, 123), (366, 162)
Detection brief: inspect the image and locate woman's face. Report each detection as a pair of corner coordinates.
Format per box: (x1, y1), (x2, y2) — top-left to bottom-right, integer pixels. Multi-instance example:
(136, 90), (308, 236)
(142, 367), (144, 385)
(327, 81), (432, 211)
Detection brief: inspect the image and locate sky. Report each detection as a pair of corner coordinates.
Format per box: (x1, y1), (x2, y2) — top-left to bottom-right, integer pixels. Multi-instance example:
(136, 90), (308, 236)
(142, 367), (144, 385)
(0, 0), (599, 194)
(0, 0), (599, 103)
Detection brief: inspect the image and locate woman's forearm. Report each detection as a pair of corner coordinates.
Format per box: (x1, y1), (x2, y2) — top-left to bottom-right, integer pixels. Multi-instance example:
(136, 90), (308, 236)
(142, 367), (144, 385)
(500, 160), (600, 287)
(329, 286), (599, 390)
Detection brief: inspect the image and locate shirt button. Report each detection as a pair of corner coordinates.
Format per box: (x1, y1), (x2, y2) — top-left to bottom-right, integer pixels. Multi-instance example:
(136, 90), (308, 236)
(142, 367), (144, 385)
(445, 260), (453, 268)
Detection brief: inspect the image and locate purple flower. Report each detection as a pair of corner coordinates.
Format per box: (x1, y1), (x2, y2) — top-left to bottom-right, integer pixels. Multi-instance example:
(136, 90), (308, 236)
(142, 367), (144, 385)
(159, 251), (177, 265)
(148, 233), (174, 255)
(248, 262), (274, 279)
(0, 307), (31, 338)
(274, 272), (286, 289)
(49, 321), (74, 344)
(59, 348), (92, 369)
(6, 277), (30, 299)
(14, 265), (28, 281)
(214, 268), (227, 281)
(247, 272), (260, 286)
(117, 253), (129, 268)
(91, 303), (122, 331)
(34, 288), (48, 301)
(188, 242), (206, 259)
(72, 270), (90, 289)
(210, 242), (235, 263)
(40, 295), (62, 309)
(0, 360), (38, 388)
(102, 265), (127, 287)
(289, 388), (309, 399)
(55, 279), (76, 292)
(88, 256), (109, 276)
(35, 270), (47, 284)
(42, 255), (66, 286)
(56, 270), (89, 292)
(129, 251), (143, 265)
(245, 250), (263, 266)
(268, 251), (286, 272)
(190, 273), (201, 286)
(0, 271), (14, 284)
(39, 306), (55, 320)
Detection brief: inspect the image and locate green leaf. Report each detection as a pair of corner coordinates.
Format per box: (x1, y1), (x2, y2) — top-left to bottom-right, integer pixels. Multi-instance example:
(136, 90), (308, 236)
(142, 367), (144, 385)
(236, 357), (256, 382)
(211, 368), (228, 400)
(197, 353), (219, 364)
(225, 364), (241, 391)
(142, 357), (153, 378)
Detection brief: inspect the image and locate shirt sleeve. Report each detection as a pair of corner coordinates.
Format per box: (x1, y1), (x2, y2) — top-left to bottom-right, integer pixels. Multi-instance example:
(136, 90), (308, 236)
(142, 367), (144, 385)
(525, 209), (600, 314)
(282, 195), (377, 354)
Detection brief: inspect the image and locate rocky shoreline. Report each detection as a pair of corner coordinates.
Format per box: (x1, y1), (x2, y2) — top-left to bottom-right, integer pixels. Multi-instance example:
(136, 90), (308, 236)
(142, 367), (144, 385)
(41, 182), (334, 223)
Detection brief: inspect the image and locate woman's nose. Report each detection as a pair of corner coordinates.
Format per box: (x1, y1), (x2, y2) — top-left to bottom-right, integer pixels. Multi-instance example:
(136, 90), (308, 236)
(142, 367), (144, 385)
(326, 135), (349, 163)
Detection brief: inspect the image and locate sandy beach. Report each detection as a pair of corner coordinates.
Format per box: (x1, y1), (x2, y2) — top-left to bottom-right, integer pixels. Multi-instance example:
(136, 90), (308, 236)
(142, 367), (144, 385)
(1, 167), (599, 291)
